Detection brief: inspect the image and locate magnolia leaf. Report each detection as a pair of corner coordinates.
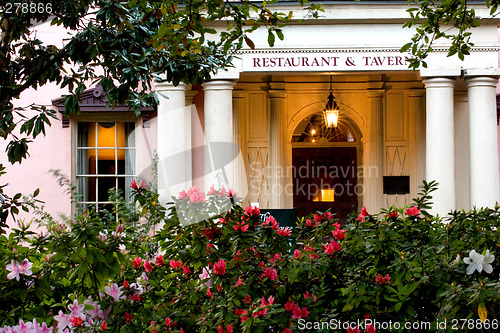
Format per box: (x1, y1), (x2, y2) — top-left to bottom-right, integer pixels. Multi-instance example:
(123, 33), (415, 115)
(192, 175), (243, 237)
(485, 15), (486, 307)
(478, 304), (487, 322)
(244, 36), (255, 50)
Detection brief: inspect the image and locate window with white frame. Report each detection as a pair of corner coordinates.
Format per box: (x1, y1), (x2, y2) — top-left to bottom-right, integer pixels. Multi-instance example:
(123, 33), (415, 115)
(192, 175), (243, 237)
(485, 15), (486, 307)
(76, 121), (136, 211)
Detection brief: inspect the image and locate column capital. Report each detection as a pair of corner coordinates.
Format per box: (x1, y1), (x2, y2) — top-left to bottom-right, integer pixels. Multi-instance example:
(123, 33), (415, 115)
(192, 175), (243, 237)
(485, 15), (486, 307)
(465, 76), (499, 89)
(268, 90), (287, 99)
(421, 77), (456, 88)
(202, 80), (236, 91)
(154, 80), (187, 92)
(366, 90), (385, 98)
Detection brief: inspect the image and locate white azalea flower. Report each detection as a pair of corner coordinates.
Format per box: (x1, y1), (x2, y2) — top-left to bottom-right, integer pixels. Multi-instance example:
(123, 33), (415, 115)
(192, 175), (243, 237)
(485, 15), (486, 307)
(464, 249), (495, 275)
(483, 250), (495, 274)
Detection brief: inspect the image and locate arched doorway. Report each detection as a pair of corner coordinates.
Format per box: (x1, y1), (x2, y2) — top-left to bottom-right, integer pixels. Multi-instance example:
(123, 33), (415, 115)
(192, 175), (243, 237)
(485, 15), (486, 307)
(291, 112), (361, 221)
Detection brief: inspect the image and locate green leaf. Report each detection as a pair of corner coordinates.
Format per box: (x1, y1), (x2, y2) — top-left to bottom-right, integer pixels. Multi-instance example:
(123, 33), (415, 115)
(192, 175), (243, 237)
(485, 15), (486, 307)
(267, 31), (275, 47)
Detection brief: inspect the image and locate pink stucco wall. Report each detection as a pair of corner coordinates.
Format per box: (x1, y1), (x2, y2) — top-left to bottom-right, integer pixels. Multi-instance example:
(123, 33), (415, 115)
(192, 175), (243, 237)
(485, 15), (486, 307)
(0, 22), (158, 227)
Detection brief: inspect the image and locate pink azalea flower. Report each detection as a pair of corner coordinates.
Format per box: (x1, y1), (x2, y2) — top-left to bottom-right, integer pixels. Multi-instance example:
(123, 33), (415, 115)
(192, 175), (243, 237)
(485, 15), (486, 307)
(18, 259), (33, 276)
(105, 283), (124, 301)
(213, 259), (226, 276)
(67, 299), (86, 319)
(54, 310), (72, 331)
(208, 185), (217, 195)
(6, 260), (21, 281)
(178, 190), (189, 199)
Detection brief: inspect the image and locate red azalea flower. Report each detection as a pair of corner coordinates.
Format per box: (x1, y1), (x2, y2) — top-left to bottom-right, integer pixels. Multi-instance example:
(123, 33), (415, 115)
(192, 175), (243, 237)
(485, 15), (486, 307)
(284, 301), (295, 311)
(217, 284), (222, 292)
(143, 260), (153, 272)
(406, 206), (420, 216)
(293, 249), (301, 259)
(304, 291), (310, 299)
(207, 288), (213, 297)
(124, 312), (133, 325)
(130, 180), (139, 190)
(361, 206), (369, 216)
(101, 321), (107, 330)
(356, 213), (365, 222)
(244, 205), (260, 216)
(305, 219), (313, 227)
(276, 227), (291, 237)
(263, 267), (278, 280)
(165, 317), (173, 327)
(242, 295), (252, 304)
(236, 276), (244, 286)
(375, 274), (385, 285)
(213, 259), (226, 275)
(283, 329), (293, 333)
(170, 259), (182, 270)
(291, 306), (309, 319)
(218, 326), (224, 333)
(332, 228), (346, 240)
(226, 324), (233, 333)
(388, 210), (398, 218)
(366, 324), (377, 333)
(132, 257), (143, 268)
(347, 327), (360, 333)
(123, 280), (129, 288)
(71, 316), (83, 328)
(234, 221), (249, 232)
(155, 255), (164, 266)
(182, 263), (191, 275)
(384, 274), (391, 284)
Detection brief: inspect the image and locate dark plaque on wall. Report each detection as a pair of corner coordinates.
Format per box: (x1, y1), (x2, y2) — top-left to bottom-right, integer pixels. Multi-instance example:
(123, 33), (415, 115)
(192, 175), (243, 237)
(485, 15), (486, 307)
(383, 176), (410, 194)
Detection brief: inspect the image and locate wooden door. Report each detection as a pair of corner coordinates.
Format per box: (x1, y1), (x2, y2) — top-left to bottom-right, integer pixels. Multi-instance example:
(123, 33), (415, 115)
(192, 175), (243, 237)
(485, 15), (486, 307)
(292, 147), (358, 222)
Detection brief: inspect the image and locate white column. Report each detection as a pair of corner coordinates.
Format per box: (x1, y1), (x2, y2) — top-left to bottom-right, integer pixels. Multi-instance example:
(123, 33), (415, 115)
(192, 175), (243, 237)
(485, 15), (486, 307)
(466, 76), (500, 208)
(269, 87), (288, 209)
(454, 91), (470, 210)
(154, 81), (190, 203)
(422, 77), (456, 216)
(366, 90), (384, 212)
(202, 80), (236, 192)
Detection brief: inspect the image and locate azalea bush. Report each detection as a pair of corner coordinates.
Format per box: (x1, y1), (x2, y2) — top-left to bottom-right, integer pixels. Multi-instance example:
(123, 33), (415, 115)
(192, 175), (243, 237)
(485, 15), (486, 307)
(0, 180), (498, 332)
(333, 181), (500, 332)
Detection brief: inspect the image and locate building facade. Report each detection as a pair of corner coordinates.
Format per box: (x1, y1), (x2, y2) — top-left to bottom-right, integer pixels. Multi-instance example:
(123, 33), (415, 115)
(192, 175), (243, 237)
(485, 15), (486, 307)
(3, 1), (500, 223)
